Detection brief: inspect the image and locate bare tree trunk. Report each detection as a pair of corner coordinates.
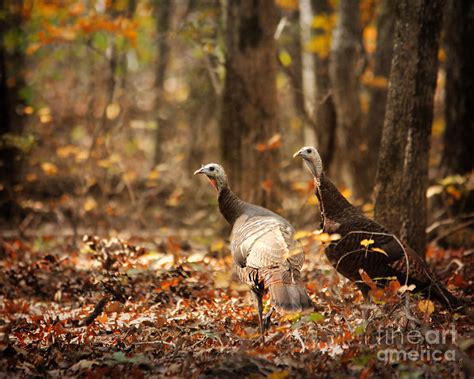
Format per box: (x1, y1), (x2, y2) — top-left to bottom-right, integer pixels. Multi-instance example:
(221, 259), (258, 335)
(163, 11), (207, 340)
(374, 0), (446, 257)
(312, 0), (336, 173)
(220, 0), (280, 208)
(153, 0), (172, 165)
(284, 10), (315, 146)
(441, 0), (474, 176)
(329, 0), (366, 198)
(117, 0), (137, 90)
(285, 10), (305, 127)
(360, 0), (395, 199)
(0, 0), (26, 219)
(299, 0), (316, 146)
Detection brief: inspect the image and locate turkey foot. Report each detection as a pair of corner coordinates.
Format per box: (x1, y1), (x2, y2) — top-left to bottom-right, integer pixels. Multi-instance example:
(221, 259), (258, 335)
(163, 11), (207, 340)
(263, 306), (275, 331)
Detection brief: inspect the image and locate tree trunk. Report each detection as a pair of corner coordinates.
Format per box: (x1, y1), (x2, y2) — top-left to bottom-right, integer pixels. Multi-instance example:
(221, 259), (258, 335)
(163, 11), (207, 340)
(329, 0), (366, 199)
(312, 0), (336, 174)
(360, 0), (395, 199)
(0, 0), (26, 219)
(441, 0), (474, 176)
(374, 0), (445, 257)
(299, 0), (316, 146)
(285, 10), (305, 130)
(153, 0), (172, 165)
(220, 0), (280, 208)
(284, 11), (316, 147)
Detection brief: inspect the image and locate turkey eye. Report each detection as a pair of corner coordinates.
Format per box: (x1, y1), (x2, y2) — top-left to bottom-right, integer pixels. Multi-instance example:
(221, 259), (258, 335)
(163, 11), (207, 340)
(306, 149), (312, 154)
(209, 167), (215, 172)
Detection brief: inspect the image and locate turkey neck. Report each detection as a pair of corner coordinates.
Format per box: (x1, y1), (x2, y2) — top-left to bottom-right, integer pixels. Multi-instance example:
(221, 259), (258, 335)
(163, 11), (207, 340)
(218, 186), (246, 226)
(315, 174), (355, 222)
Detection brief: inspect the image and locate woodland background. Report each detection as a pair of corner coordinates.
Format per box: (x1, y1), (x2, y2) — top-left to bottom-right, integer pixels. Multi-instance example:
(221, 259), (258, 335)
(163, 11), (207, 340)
(0, 0), (473, 377)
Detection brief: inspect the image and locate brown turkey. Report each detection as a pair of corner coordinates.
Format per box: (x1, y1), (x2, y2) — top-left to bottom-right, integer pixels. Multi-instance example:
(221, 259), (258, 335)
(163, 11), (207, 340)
(293, 146), (463, 311)
(194, 163), (312, 342)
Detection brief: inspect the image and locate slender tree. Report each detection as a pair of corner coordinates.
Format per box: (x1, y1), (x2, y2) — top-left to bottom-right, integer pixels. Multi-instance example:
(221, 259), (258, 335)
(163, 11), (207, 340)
(311, 0), (337, 173)
(220, 0), (280, 208)
(374, 0), (446, 257)
(153, 0), (172, 165)
(360, 0), (395, 198)
(329, 0), (366, 198)
(441, 0), (474, 177)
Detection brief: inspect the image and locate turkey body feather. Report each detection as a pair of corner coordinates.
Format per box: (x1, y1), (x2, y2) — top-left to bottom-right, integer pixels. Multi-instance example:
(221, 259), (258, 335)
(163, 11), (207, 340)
(195, 163), (311, 343)
(316, 174), (462, 309)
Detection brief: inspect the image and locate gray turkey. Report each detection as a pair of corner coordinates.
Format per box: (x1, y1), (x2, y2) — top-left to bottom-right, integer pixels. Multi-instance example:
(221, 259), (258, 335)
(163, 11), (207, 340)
(194, 163), (312, 342)
(293, 146), (462, 311)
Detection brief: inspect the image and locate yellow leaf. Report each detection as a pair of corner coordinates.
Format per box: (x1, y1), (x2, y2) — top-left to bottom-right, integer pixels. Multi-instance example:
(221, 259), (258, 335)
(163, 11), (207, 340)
(83, 197), (97, 212)
(38, 107), (52, 123)
(340, 188), (352, 200)
(312, 15), (332, 30)
(210, 239), (226, 253)
(418, 300), (435, 316)
(363, 25), (377, 54)
(314, 233), (332, 243)
(294, 230), (312, 240)
(106, 103), (121, 120)
(268, 370), (290, 379)
(360, 239), (375, 248)
(279, 50), (292, 67)
(40, 162), (58, 176)
(148, 169), (160, 180)
(306, 35), (331, 58)
(291, 181), (310, 192)
(371, 247), (388, 256)
(280, 312), (301, 322)
(307, 195), (319, 205)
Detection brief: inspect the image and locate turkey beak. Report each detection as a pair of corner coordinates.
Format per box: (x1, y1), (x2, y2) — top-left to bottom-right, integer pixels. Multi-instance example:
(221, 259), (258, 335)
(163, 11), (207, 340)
(194, 167), (205, 176)
(293, 149), (303, 158)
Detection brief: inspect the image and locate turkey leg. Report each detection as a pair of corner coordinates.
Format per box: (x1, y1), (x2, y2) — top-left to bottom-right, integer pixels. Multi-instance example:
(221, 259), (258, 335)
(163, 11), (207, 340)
(252, 290), (265, 344)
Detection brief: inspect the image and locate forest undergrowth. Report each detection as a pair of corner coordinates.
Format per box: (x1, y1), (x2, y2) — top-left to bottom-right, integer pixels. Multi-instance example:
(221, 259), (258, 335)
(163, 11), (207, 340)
(0, 225), (472, 378)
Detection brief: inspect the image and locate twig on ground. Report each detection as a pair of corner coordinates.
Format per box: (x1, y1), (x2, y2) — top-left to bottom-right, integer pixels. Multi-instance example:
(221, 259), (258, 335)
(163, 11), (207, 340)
(82, 295), (111, 326)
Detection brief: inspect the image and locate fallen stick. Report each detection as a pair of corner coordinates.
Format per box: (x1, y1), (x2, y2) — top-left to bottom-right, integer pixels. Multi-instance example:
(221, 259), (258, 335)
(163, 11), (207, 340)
(82, 295), (111, 326)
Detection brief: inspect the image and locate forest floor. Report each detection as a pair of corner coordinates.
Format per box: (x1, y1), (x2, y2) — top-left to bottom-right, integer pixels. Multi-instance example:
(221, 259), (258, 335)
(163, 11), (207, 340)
(0, 225), (473, 378)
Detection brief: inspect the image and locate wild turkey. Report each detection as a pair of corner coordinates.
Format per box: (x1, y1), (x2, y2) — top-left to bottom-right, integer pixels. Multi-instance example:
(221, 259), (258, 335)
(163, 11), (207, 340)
(293, 146), (462, 311)
(194, 163), (312, 342)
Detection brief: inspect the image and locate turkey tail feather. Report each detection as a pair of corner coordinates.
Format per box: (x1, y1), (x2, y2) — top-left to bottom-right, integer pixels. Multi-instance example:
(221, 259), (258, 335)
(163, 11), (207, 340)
(263, 268), (312, 311)
(430, 283), (464, 311)
(268, 283), (312, 311)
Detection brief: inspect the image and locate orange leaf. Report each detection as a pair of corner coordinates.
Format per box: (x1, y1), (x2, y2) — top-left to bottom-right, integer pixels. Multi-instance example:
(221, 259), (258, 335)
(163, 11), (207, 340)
(255, 134), (282, 152)
(389, 280), (401, 292)
(359, 269), (377, 291)
(261, 179), (273, 193)
(96, 313), (108, 324)
(418, 300), (435, 316)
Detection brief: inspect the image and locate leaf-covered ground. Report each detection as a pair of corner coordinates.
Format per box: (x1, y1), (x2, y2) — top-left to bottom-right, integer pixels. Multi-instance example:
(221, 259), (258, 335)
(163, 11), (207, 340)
(0, 231), (472, 378)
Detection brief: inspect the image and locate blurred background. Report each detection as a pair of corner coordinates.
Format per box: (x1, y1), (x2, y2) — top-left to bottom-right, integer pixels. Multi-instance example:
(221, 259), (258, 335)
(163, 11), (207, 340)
(0, 0), (472, 249)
